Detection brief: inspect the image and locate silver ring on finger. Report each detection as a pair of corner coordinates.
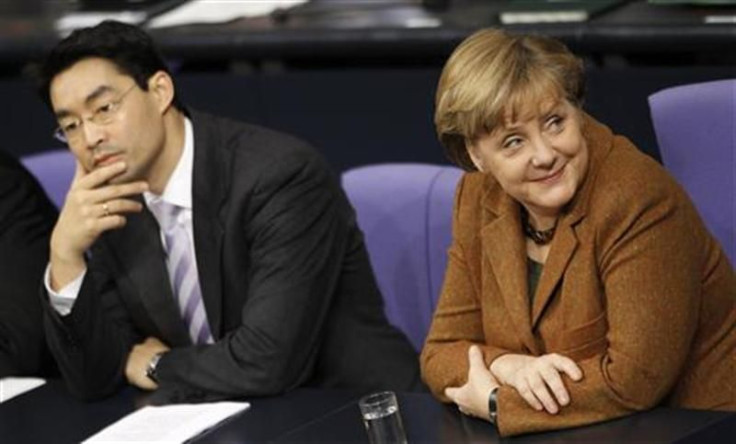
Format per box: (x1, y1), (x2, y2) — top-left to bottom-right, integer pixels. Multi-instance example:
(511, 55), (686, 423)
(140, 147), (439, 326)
(102, 202), (110, 217)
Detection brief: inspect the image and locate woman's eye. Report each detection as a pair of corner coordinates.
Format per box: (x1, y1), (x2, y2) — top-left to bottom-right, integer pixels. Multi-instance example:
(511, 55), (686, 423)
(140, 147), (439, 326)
(503, 137), (522, 149)
(547, 116), (564, 132)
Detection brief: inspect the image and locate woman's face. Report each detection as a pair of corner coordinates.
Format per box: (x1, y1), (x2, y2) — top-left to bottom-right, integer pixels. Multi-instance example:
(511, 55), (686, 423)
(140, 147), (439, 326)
(468, 98), (589, 220)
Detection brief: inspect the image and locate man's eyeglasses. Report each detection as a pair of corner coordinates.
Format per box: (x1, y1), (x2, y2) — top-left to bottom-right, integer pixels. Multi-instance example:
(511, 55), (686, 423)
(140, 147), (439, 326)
(53, 83), (137, 144)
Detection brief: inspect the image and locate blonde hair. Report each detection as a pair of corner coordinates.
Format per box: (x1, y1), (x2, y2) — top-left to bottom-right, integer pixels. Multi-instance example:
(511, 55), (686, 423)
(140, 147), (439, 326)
(434, 29), (585, 170)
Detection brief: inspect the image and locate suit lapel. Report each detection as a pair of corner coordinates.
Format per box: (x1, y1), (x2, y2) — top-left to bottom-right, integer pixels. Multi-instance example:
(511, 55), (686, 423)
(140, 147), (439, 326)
(481, 182), (540, 354)
(112, 207), (192, 346)
(190, 111), (229, 339)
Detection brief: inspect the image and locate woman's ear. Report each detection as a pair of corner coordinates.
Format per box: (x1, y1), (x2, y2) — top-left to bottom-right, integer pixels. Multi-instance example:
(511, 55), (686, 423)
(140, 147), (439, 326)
(147, 70), (175, 114)
(465, 140), (485, 172)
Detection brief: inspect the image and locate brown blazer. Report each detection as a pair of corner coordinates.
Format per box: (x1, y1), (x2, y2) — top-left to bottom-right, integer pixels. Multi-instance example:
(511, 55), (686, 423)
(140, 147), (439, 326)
(420, 115), (736, 437)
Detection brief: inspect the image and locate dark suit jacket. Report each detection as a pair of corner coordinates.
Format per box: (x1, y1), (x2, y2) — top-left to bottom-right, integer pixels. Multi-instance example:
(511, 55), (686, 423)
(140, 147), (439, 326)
(0, 150), (57, 377)
(43, 110), (420, 400)
(421, 115), (735, 436)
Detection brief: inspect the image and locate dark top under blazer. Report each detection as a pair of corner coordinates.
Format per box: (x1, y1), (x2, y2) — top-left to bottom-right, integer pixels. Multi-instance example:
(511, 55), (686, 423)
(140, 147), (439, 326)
(42, 110), (420, 400)
(0, 150), (57, 377)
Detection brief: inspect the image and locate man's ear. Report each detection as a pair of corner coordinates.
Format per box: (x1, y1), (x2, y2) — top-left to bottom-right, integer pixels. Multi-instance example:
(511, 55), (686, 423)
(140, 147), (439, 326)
(147, 70), (175, 114)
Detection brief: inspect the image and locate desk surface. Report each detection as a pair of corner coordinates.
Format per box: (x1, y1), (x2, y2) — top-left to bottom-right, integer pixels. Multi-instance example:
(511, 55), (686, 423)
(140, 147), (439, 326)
(1, 380), (734, 443)
(273, 392), (736, 444)
(151, 0), (736, 59)
(0, 380), (363, 444)
(1, 0), (735, 68)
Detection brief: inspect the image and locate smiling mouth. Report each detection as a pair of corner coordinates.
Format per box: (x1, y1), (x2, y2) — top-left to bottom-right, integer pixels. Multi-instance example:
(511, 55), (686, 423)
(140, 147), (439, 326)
(533, 165), (566, 183)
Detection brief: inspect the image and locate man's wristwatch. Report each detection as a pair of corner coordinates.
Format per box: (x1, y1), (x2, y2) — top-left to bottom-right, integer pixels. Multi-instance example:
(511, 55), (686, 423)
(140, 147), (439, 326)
(145, 352), (165, 383)
(488, 387), (499, 424)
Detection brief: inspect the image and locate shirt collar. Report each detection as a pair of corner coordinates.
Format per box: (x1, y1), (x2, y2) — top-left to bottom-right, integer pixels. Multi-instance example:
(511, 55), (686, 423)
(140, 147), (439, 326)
(144, 117), (194, 211)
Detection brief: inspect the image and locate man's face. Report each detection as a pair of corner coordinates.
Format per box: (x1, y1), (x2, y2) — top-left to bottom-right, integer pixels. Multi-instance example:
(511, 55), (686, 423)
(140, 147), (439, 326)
(49, 57), (167, 185)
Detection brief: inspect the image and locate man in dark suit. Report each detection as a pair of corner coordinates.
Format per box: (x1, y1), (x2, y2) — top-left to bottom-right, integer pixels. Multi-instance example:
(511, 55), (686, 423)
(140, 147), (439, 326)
(0, 150), (57, 377)
(37, 21), (420, 401)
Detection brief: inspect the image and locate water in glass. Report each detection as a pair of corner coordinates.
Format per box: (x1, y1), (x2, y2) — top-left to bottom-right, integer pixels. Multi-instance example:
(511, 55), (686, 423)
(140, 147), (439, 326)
(362, 403), (407, 444)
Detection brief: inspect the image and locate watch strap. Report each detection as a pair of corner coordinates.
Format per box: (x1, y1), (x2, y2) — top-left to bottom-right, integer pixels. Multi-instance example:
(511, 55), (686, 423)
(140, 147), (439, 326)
(488, 387), (499, 424)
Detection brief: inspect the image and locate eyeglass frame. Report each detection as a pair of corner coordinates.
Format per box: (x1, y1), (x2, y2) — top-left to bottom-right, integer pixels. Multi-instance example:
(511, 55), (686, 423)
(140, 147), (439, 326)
(52, 83), (138, 144)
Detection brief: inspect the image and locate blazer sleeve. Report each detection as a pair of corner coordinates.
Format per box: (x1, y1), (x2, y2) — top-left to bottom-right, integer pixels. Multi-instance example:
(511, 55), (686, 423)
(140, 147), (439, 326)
(41, 241), (141, 400)
(420, 174), (515, 399)
(495, 175), (707, 436)
(154, 149), (352, 398)
(0, 158), (57, 377)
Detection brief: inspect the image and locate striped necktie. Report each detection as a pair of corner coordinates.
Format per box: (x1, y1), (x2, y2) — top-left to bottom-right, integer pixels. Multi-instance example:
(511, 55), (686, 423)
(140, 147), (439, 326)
(160, 202), (213, 345)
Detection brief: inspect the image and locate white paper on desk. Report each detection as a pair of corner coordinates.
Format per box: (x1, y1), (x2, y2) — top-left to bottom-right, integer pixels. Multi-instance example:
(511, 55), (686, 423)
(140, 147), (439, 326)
(148, 0), (307, 28)
(83, 401), (250, 444)
(0, 377), (46, 403)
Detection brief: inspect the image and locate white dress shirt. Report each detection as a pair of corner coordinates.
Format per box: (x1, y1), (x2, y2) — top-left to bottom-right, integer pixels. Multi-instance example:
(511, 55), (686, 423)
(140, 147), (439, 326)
(45, 118), (196, 315)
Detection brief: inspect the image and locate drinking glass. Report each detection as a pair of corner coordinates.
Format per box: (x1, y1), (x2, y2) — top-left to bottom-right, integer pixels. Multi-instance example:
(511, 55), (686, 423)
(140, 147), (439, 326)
(358, 391), (408, 444)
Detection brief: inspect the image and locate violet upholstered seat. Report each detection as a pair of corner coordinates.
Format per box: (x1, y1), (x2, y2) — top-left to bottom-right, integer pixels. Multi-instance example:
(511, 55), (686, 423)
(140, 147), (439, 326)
(649, 79), (735, 264)
(341, 163), (463, 350)
(21, 149), (75, 209)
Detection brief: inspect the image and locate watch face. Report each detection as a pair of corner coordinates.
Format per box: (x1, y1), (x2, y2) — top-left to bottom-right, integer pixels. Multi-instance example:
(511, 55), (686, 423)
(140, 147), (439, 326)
(146, 353), (163, 382)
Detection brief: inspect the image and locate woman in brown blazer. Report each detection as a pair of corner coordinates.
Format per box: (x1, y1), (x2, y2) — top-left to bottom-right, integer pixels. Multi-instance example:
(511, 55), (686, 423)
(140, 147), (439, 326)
(420, 28), (735, 437)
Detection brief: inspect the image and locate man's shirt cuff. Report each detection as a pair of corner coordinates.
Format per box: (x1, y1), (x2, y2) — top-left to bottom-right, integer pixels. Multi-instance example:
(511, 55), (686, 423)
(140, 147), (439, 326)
(44, 263), (86, 316)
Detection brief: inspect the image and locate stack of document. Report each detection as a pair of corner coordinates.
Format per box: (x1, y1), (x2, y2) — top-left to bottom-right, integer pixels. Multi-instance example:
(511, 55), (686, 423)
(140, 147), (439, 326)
(83, 401), (250, 443)
(148, 0), (307, 28)
(55, 0), (308, 34)
(55, 0), (188, 35)
(0, 377), (46, 403)
(499, 0), (626, 24)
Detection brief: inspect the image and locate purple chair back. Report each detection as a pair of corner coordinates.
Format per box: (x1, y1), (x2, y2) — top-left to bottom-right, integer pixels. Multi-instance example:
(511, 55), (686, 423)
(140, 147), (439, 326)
(648, 79), (735, 264)
(342, 163), (463, 350)
(20, 149), (75, 209)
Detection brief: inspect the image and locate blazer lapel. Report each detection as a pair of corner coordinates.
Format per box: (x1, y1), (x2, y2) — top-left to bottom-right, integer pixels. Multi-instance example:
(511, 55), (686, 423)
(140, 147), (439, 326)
(112, 207), (191, 346)
(480, 183), (540, 354)
(190, 111), (229, 339)
(530, 221), (578, 328)
(530, 114), (613, 328)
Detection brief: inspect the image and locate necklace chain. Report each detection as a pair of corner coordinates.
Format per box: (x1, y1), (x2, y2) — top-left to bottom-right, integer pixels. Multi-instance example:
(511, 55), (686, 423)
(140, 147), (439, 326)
(522, 209), (557, 245)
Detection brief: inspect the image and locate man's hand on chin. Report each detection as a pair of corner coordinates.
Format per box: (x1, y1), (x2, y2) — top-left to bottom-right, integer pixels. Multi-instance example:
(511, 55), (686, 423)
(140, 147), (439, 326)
(125, 337), (170, 390)
(49, 160), (148, 291)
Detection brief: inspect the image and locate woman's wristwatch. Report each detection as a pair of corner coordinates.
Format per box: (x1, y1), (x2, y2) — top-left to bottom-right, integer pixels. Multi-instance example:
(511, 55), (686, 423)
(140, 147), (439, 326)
(488, 387), (499, 424)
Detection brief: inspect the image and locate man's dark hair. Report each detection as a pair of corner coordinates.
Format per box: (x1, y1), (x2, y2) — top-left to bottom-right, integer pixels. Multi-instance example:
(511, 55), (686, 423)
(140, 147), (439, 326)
(36, 20), (186, 113)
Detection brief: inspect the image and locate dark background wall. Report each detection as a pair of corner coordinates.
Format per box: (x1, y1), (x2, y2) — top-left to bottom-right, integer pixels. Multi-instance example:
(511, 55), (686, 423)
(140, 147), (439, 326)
(2, 0), (735, 172)
(4, 64), (734, 172)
